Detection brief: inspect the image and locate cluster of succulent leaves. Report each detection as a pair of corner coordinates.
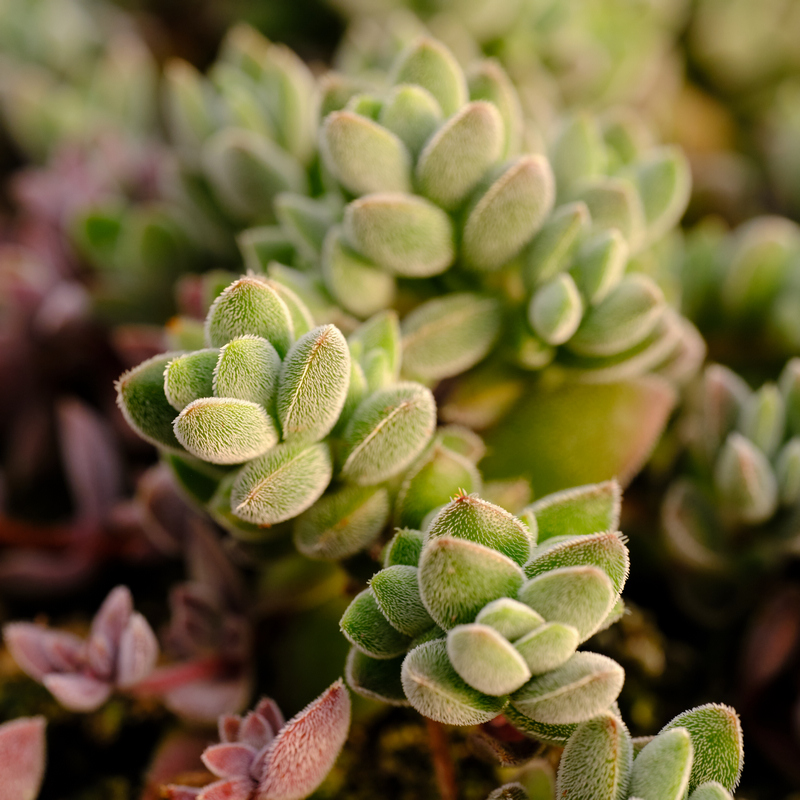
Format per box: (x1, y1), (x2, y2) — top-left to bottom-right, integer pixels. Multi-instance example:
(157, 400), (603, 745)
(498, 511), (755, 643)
(664, 359), (800, 575)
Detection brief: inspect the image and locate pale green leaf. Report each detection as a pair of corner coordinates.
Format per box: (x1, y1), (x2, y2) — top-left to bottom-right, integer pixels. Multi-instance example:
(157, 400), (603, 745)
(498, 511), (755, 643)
(164, 349), (218, 411)
(513, 622), (579, 675)
(340, 588), (412, 659)
(378, 84), (442, 158)
(476, 598), (544, 641)
(371, 565), (435, 638)
(629, 727), (693, 800)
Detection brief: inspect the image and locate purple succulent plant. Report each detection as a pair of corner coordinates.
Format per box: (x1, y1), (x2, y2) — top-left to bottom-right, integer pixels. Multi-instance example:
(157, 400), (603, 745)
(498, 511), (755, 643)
(166, 680), (351, 800)
(3, 585), (159, 711)
(0, 716), (46, 800)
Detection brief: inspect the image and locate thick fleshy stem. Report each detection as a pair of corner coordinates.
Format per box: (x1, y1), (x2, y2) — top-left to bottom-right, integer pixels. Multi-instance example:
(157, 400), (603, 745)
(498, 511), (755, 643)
(426, 718), (458, 800)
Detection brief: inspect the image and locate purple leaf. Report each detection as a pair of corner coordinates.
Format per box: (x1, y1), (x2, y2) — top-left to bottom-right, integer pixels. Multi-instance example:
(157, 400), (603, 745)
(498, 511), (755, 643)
(256, 680), (351, 800)
(3, 624), (83, 681)
(0, 549), (95, 596)
(253, 699), (284, 738)
(219, 716), (242, 744)
(197, 778), (253, 800)
(239, 712), (273, 752)
(43, 673), (111, 712)
(165, 677), (252, 724)
(186, 524), (245, 612)
(85, 633), (115, 681)
(91, 586), (133, 645)
(0, 716), (46, 800)
(116, 613), (159, 688)
(56, 398), (122, 523)
(202, 744), (256, 779)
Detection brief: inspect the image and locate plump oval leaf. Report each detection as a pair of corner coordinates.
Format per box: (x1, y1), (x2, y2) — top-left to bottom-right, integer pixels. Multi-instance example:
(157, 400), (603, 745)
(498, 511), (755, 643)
(629, 727), (694, 800)
(528, 273), (584, 346)
(513, 622), (579, 675)
(164, 349), (218, 411)
(339, 588), (412, 659)
(475, 598), (544, 641)
(346, 648), (408, 706)
(378, 84), (443, 158)
(371, 565), (435, 638)
(383, 528), (425, 568)
(213, 335), (281, 409)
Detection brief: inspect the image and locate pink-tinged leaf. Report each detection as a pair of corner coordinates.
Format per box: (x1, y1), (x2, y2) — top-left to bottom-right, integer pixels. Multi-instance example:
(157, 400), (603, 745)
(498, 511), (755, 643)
(116, 613), (159, 688)
(43, 673), (111, 712)
(0, 716), (46, 800)
(56, 398), (122, 523)
(164, 787), (202, 800)
(197, 778), (253, 800)
(187, 525), (245, 611)
(220, 716), (243, 744)
(239, 713), (273, 752)
(256, 679), (351, 800)
(202, 744), (256, 779)
(165, 677), (252, 724)
(86, 633), (115, 681)
(253, 699), (284, 736)
(3, 624), (84, 681)
(0, 550), (95, 596)
(91, 586), (133, 645)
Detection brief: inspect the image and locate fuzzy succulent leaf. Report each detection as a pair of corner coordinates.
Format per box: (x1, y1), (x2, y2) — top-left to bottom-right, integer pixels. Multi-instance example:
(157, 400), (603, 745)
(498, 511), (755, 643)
(447, 623), (532, 695)
(164, 349), (219, 412)
(262, 277), (315, 340)
(551, 114), (607, 199)
(276, 324), (350, 443)
(116, 353), (185, 451)
(567, 274), (664, 357)
(401, 639), (508, 725)
(321, 228), (396, 318)
(463, 156), (555, 272)
(383, 528), (425, 568)
(518, 565), (616, 642)
(525, 531), (629, 595)
(417, 101), (504, 210)
(294, 484), (390, 560)
(341, 382), (437, 485)
(205, 277), (294, 357)
(340, 589), (412, 659)
(513, 622), (579, 675)
(257, 680), (350, 800)
(486, 784), (529, 800)
(526, 481), (621, 543)
(426, 494), (532, 566)
(524, 202), (590, 288)
(173, 397), (278, 464)
(510, 652), (624, 725)
(343, 193), (455, 278)
(777, 438), (800, 504)
(321, 111), (411, 196)
(419, 537), (525, 629)
(391, 38), (467, 117)
(661, 704), (744, 792)
(570, 229), (628, 305)
(468, 60), (523, 158)
(529, 274), (584, 346)
(370, 566), (434, 638)
(555, 712), (633, 800)
(401, 293), (503, 381)
(345, 648), (408, 706)
(576, 178), (644, 249)
(689, 783), (734, 800)
(737, 383), (785, 458)
(274, 194), (336, 263)
(475, 598), (544, 641)
(629, 727), (694, 800)
(378, 84), (443, 158)
(213, 335), (281, 409)
(0, 716), (47, 800)
(503, 705), (577, 746)
(713, 432), (778, 524)
(230, 442), (332, 525)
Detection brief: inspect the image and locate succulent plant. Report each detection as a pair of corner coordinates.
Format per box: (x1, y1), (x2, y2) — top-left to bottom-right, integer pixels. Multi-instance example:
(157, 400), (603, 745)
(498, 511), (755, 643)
(3, 585), (159, 712)
(165, 681), (351, 800)
(0, 715), (47, 800)
(663, 359), (800, 588)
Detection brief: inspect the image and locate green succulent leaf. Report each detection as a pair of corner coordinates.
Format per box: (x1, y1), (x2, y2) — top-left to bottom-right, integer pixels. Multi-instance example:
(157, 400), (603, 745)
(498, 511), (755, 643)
(340, 588), (412, 659)
(173, 397), (278, 464)
(475, 598), (544, 641)
(689, 783), (734, 800)
(401, 639), (508, 725)
(570, 229), (628, 305)
(468, 59), (523, 158)
(524, 201), (590, 288)
(486, 784), (529, 800)
(341, 382), (437, 485)
(463, 156), (555, 272)
(426, 494), (532, 566)
(349, 310), (402, 380)
(661, 704), (744, 792)
(274, 193), (337, 263)
(260, 275), (316, 339)
(576, 178), (645, 250)
(116, 353), (185, 451)
(213, 335), (281, 409)
(513, 622), (579, 675)
(163, 59), (219, 153)
(343, 193), (455, 277)
(163, 349), (218, 412)
(503, 705), (577, 746)
(510, 652), (624, 724)
(378, 84), (443, 158)
(276, 324), (350, 443)
(528, 273), (584, 346)
(205, 276), (294, 357)
(526, 481), (621, 543)
(417, 101), (504, 210)
(370, 565), (434, 638)
(230, 441), (332, 525)
(321, 110), (412, 195)
(551, 113), (607, 200)
(447, 623), (532, 695)
(780, 359), (800, 436)
(629, 727), (693, 800)
(401, 293), (503, 381)
(346, 647), (408, 706)
(294, 484), (390, 560)
(777, 437), (800, 505)
(391, 37), (467, 117)
(517, 565), (616, 641)
(383, 528), (425, 568)
(555, 712), (633, 800)
(737, 383), (785, 458)
(419, 537), (525, 629)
